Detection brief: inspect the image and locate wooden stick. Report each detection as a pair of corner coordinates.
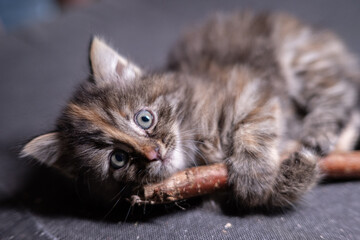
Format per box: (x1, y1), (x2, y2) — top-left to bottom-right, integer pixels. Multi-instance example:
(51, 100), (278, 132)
(319, 151), (360, 178)
(130, 151), (360, 205)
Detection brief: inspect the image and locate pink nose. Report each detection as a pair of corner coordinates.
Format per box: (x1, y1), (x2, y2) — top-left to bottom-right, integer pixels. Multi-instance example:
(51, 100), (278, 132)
(143, 146), (161, 161)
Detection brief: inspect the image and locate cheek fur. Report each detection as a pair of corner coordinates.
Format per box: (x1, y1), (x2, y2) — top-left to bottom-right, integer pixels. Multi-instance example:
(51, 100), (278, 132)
(75, 145), (111, 179)
(167, 126), (188, 171)
(112, 163), (138, 182)
(170, 143), (187, 170)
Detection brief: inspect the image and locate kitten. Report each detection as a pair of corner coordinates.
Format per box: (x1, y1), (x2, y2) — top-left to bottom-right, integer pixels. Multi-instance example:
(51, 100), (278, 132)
(21, 11), (360, 208)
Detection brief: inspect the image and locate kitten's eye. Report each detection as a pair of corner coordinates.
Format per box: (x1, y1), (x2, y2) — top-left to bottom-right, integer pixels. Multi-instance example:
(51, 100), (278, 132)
(135, 110), (154, 129)
(110, 151), (128, 169)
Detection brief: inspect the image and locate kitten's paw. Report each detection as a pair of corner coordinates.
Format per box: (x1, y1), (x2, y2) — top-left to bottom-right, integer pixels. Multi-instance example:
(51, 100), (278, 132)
(227, 162), (277, 207)
(269, 147), (320, 207)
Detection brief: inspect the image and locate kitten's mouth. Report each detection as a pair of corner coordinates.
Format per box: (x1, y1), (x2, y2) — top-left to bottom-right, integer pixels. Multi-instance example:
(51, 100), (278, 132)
(160, 154), (172, 165)
(149, 146), (185, 171)
(148, 150), (172, 165)
(141, 141), (173, 163)
(159, 147), (177, 165)
(139, 134), (187, 183)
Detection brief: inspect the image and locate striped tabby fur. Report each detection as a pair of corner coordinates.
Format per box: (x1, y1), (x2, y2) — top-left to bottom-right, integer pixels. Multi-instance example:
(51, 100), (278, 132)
(22, 11), (360, 208)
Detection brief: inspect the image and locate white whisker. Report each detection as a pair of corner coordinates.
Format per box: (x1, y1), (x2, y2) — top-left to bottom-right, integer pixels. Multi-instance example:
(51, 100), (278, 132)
(103, 196), (122, 220)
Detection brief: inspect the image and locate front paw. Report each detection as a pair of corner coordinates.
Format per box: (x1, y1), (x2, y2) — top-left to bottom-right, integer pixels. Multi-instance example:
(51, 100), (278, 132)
(269, 148), (319, 207)
(227, 162), (277, 207)
(281, 148), (319, 186)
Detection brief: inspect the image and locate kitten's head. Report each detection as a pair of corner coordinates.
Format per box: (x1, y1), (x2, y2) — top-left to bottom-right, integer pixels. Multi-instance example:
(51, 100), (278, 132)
(21, 37), (192, 196)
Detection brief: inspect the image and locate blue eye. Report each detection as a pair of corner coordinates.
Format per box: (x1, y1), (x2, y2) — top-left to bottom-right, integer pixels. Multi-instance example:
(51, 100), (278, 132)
(135, 110), (154, 129)
(110, 151), (128, 169)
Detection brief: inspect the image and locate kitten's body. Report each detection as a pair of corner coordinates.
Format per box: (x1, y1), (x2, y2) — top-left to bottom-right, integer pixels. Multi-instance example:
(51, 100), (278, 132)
(22, 12), (360, 208)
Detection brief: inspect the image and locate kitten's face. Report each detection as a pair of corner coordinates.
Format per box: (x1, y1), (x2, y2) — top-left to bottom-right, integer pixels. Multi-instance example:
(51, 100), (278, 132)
(58, 74), (187, 184)
(21, 38), (191, 195)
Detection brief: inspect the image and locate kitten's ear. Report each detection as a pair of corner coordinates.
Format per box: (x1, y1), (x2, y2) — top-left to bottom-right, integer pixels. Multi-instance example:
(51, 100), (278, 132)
(21, 132), (60, 166)
(89, 36), (142, 86)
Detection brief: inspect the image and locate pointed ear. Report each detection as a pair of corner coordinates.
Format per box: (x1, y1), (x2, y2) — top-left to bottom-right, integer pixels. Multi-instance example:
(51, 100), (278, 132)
(89, 37), (142, 86)
(21, 132), (60, 166)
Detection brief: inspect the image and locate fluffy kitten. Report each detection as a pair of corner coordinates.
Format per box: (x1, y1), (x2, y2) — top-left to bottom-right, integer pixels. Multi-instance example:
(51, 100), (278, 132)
(22, 11), (360, 208)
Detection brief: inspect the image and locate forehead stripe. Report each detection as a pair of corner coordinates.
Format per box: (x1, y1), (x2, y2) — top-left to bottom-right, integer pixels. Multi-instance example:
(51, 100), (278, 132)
(68, 103), (142, 150)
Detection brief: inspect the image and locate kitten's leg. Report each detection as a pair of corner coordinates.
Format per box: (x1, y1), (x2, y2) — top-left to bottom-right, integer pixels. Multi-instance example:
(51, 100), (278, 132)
(227, 96), (282, 207)
(281, 28), (359, 155)
(266, 17), (359, 208)
(229, 94), (320, 208)
(334, 111), (360, 151)
(299, 76), (357, 155)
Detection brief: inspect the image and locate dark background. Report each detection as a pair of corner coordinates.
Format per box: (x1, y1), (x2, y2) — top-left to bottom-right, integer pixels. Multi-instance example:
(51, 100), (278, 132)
(1, 0), (360, 239)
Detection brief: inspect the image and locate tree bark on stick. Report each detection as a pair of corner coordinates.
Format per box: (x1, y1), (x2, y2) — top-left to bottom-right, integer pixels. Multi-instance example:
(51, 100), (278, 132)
(130, 151), (360, 205)
(319, 151), (360, 178)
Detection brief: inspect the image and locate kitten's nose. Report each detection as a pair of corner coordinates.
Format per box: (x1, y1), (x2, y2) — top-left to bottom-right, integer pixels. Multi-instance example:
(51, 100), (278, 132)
(143, 146), (161, 161)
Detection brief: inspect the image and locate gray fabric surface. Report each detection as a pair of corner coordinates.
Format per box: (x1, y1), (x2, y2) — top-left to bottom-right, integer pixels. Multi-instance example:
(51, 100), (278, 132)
(1, 0), (360, 239)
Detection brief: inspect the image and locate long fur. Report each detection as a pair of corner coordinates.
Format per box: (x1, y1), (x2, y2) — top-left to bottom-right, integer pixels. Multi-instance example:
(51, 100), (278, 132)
(22, 11), (359, 208)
